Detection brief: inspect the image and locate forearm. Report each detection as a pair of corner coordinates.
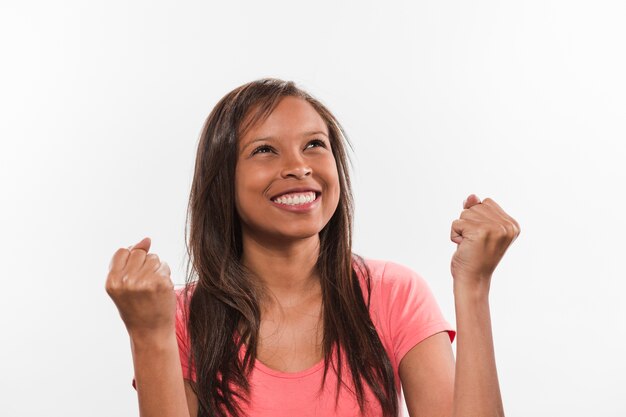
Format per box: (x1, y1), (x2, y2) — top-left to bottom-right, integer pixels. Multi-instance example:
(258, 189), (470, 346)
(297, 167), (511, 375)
(130, 330), (191, 417)
(452, 281), (504, 417)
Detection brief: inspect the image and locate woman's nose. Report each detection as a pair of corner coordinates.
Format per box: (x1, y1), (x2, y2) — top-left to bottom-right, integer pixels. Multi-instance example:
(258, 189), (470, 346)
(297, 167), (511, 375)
(280, 154), (312, 179)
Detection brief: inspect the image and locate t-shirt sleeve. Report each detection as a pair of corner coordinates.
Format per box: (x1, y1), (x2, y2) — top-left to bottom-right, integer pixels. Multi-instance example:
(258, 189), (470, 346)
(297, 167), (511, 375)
(174, 286), (196, 382)
(131, 287), (195, 390)
(381, 261), (456, 367)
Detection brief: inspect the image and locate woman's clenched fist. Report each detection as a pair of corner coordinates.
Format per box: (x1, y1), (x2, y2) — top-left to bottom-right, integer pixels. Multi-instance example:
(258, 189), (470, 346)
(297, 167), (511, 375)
(450, 194), (521, 291)
(105, 237), (176, 338)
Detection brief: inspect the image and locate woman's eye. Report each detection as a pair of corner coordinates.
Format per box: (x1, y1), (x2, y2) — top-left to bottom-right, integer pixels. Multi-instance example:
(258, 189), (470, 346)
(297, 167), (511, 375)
(306, 139), (327, 149)
(251, 140), (326, 156)
(252, 145), (273, 155)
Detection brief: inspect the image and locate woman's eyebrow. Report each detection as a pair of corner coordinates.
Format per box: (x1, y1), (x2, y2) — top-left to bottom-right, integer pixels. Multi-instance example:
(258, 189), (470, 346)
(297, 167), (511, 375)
(241, 136), (275, 154)
(303, 130), (328, 137)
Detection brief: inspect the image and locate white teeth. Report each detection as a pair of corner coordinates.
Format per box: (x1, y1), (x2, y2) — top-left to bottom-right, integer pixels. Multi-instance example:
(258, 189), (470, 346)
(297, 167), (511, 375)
(273, 191), (317, 206)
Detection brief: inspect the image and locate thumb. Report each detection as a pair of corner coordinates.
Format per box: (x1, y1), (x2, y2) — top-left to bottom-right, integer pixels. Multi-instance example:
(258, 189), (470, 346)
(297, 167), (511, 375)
(129, 237), (151, 252)
(463, 194), (481, 209)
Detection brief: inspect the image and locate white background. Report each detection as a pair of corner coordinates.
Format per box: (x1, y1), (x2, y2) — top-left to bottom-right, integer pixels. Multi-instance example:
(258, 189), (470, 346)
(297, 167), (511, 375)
(1, 1), (625, 416)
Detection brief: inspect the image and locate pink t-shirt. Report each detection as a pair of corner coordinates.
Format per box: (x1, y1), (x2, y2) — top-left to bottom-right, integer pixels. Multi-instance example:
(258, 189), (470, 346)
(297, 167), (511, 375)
(132, 259), (455, 416)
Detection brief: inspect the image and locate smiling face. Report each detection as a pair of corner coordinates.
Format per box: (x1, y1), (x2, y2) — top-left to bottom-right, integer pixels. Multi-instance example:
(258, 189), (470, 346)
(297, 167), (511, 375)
(235, 96), (341, 244)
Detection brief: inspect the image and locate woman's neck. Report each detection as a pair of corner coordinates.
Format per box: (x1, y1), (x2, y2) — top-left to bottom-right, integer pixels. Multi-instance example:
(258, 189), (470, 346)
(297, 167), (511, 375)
(240, 232), (321, 309)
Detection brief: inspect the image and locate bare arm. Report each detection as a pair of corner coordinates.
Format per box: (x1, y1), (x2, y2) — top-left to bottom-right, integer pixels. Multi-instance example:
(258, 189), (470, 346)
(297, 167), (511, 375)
(401, 194), (517, 417)
(451, 283), (504, 417)
(106, 238), (196, 417)
(131, 330), (191, 417)
(184, 380), (199, 417)
(399, 283), (504, 417)
(399, 332), (455, 417)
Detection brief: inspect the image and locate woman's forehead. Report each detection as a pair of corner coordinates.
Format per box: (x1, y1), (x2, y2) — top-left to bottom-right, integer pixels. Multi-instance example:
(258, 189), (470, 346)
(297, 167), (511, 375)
(238, 97), (328, 144)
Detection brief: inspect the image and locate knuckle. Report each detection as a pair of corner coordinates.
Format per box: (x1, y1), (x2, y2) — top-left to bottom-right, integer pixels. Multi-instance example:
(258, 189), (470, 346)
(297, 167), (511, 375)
(116, 247), (130, 255)
(157, 277), (174, 291)
(159, 262), (172, 276)
(134, 277), (156, 292)
(105, 271), (119, 285)
(158, 262), (173, 278)
(513, 219), (521, 235)
(145, 253), (160, 268)
(122, 272), (144, 289)
(147, 253), (160, 261)
(104, 279), (116, 295)
(109, 248), (129, 266)
(111, 248), (128, 262)
(494, 223), (512, 242)
(476, 226), (489, 239)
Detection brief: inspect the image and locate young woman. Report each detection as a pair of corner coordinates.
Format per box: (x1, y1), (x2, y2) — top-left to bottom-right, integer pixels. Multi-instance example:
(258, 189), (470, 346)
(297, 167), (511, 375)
(106, 78), (520, 417)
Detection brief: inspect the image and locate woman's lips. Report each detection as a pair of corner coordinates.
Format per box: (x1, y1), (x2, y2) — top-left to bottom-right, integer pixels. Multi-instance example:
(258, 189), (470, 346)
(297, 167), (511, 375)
(270, 193), (321, 212)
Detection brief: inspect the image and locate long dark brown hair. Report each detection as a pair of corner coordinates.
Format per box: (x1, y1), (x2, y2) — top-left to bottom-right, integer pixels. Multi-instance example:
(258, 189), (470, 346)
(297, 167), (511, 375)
(183, 78), (398, 417)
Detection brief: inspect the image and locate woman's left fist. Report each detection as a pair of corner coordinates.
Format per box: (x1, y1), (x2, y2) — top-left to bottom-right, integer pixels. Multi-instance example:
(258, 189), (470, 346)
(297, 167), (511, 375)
(450, 194), (520, 289)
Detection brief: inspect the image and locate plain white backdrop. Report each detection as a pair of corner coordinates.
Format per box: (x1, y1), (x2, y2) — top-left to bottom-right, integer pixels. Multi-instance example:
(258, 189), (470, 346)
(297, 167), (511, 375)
(1, 1), (624, 416)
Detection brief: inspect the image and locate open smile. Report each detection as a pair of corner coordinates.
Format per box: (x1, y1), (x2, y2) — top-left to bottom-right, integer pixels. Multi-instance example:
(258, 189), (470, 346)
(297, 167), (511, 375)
(270, 191), (321, 212)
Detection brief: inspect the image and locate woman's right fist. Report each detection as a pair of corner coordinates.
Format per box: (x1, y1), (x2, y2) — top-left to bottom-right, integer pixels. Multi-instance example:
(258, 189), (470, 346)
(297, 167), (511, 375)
(105, 237), (176, 338)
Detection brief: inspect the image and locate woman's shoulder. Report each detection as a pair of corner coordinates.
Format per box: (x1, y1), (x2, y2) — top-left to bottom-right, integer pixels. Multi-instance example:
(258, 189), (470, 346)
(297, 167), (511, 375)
(354, 256), (427, 288)
(353, 257), (454, 361)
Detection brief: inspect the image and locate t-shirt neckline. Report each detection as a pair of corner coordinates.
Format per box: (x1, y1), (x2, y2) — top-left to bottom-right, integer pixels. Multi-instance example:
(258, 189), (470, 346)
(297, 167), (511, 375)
(234, 329), (327, 379)
(253, 356), (326, 379)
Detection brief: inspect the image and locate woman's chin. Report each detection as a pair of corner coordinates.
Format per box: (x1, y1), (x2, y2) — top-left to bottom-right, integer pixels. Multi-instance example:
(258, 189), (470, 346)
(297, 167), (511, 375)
(275, 228), (321, 241)
(240, 221), (328, 246)
(255, 227), (323, 245)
